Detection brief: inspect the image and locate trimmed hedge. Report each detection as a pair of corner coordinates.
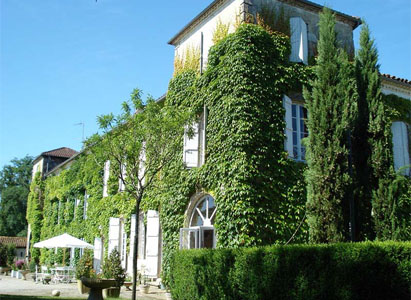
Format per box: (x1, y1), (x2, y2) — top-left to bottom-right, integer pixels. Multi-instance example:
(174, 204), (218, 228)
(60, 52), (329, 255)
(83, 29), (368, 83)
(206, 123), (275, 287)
(170, 242), (411, 300)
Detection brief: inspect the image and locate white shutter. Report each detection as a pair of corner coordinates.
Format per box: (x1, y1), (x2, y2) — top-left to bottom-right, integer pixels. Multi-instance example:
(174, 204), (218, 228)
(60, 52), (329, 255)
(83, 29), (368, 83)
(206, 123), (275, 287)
(183, 122), (200, 168)
(93, 237), (102, 272)
(127, 214), (136, 275)
(392, 122), (410, 175)
(103, 160), (110, 197)
(290, 17), (308, 64)
(283, 95), (293, 157)
(145, 210), (160, 277)
(108, 217), (120, 254)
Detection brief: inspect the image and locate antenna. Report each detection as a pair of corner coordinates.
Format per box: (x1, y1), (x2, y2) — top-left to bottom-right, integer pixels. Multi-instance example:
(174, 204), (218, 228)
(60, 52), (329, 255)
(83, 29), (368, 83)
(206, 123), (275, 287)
(74, 122), (85, 142)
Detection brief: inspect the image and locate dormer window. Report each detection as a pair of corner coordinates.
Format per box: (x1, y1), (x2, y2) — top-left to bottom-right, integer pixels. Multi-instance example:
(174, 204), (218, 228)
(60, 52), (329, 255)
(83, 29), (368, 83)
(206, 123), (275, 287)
(290, 17), (308, 64)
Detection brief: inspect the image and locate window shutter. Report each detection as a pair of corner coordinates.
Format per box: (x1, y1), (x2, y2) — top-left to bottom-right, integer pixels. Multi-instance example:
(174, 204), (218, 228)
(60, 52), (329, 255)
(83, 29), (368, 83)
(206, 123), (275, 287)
(127, 214), (136, 274)
(290, 17), (308, 64)
(93, 237), (102, 272)
(145, 210), (160, 277)
(392, 122), (410, 175)
(108, 217), (120, 254)
(283, 95), (293, 157)
(103, 160), (110, 197)
(183, 122), (200, 167)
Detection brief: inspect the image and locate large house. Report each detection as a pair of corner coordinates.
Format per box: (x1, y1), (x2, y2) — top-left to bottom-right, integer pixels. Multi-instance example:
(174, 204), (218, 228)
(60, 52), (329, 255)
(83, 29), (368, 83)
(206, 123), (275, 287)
(26, 0), (410, 280)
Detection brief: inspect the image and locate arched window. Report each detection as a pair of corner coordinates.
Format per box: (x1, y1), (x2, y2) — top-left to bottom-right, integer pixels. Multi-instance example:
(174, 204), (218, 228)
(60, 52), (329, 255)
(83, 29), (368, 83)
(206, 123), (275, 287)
(190, 195), (216, 227)
(180, 194), (216, 249)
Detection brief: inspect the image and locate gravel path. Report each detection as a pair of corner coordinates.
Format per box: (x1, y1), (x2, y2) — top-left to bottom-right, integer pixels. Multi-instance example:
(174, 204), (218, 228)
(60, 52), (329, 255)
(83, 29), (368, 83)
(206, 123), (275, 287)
(0, 275), (166, 300)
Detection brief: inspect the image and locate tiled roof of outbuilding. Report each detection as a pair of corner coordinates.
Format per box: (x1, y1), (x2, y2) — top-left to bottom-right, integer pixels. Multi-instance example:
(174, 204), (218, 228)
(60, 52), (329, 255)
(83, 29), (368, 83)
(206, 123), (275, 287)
(0, 236), (27, 248)
(41, 147), (78, 158)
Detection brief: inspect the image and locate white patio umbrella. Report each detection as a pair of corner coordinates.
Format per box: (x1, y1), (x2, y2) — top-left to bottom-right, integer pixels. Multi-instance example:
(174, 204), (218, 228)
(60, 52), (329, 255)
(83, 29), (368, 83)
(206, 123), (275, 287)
(34, 233), (94, 265)
(33, 233), (94, 249)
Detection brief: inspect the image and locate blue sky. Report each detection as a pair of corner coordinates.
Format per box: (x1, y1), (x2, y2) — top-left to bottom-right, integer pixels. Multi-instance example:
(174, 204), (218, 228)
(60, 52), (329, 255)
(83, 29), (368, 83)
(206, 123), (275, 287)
(1, 0), (410, 168)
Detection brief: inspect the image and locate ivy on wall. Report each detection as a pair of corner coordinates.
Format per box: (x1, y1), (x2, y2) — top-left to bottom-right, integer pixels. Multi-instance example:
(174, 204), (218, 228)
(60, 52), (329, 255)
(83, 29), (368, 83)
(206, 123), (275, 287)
(26, 15), (408, 290)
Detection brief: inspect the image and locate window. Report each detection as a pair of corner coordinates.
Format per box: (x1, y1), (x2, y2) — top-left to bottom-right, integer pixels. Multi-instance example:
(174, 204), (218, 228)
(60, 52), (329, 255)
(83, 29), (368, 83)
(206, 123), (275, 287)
(183, 110), (207, 168)
(292, 104), (308, 161)
(180, 195), (216, 249)
(183, 122), (200, 168)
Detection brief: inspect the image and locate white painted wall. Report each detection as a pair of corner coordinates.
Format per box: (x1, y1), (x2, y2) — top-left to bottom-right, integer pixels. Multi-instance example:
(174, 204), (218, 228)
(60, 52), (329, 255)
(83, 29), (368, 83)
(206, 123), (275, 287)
(32, 159), (43, 179)
(175, 0), (243, 67)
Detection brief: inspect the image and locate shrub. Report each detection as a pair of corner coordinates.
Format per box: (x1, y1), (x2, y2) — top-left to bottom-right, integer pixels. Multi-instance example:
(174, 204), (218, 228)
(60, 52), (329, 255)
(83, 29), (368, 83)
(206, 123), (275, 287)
(0, 244), (7, 267)
(75, 250), (94, 279)
(102, 248), (126, 287)
(6, 244), (16, 266)
(171, 242), (410, 300)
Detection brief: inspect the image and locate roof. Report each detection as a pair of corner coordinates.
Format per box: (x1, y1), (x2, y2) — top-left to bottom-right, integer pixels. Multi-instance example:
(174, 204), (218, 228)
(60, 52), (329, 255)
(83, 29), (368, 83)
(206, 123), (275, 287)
(168, 0), (362, 45)
(0, 236), (27, 248)
(41, 147), (78, 158)
(381, 73), (411, 87)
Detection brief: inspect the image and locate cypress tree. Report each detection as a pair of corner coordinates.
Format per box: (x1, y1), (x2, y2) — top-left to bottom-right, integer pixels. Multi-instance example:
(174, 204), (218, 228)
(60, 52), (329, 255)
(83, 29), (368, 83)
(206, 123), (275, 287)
(355, 23), (395, 240)
(303, 8), (357, 243)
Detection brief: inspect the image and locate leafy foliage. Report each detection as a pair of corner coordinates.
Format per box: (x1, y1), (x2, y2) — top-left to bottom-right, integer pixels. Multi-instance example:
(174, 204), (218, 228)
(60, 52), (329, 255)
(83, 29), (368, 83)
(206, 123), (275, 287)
(173, 45), (201, 76)
(303, 8), (357, 243)
(102, 248), (126, 287)
(75, 250), (94, 279)
(171, 241), (411, 300)
(212, 19), (230, 45)
(0, 243), (16, 267)
(354, 23), (396, 241)
(0, 155), (33, 236)
(26, 172), (44, 262)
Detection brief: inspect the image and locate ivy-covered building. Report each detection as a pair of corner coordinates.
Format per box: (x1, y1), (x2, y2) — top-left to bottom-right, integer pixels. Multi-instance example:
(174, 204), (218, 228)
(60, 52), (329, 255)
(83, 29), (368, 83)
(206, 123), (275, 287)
(26, 0), (410, 282)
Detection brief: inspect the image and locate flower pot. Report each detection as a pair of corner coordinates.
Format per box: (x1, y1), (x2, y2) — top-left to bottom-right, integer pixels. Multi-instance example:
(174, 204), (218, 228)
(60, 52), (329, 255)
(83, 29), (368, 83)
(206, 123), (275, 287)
(140, 284), (149, 294)
(11, 270), (16, 277)
(77, 279), (91, 294)
(0, 267), (10, 275)
(103, 287), (120, 298)
(21, 270), (30, 280)
(16, 270), (23, 279)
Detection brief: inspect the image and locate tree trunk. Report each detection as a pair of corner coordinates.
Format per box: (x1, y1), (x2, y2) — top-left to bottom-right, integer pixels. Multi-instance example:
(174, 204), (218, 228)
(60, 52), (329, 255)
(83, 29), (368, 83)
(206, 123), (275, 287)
(132, 197), (141, 300)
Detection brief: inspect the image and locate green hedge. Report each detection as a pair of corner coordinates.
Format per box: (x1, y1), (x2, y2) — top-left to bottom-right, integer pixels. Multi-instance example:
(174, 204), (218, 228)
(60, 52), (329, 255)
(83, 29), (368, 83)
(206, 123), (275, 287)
(170, 242), (410, 300)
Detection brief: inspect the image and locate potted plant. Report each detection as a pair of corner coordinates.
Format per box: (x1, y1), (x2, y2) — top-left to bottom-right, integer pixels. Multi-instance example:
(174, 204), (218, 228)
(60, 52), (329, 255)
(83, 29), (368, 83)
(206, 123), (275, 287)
(75, 251), (93, 294)
(139, 265), (150, 294)
(102, 248), (126, 298)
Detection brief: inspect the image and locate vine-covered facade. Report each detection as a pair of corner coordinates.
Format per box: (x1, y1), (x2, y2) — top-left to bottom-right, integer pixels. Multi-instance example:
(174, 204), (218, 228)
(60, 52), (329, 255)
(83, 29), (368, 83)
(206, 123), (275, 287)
(26, 0), (410, 285)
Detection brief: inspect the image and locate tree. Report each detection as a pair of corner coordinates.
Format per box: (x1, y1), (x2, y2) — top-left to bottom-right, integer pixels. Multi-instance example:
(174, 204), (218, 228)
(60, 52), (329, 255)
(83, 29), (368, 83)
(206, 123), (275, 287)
(92, 88), (190, 300)
(0, 155), (33, 236)
(355, 23), (396, 240)
(303, 8), (357, 243)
